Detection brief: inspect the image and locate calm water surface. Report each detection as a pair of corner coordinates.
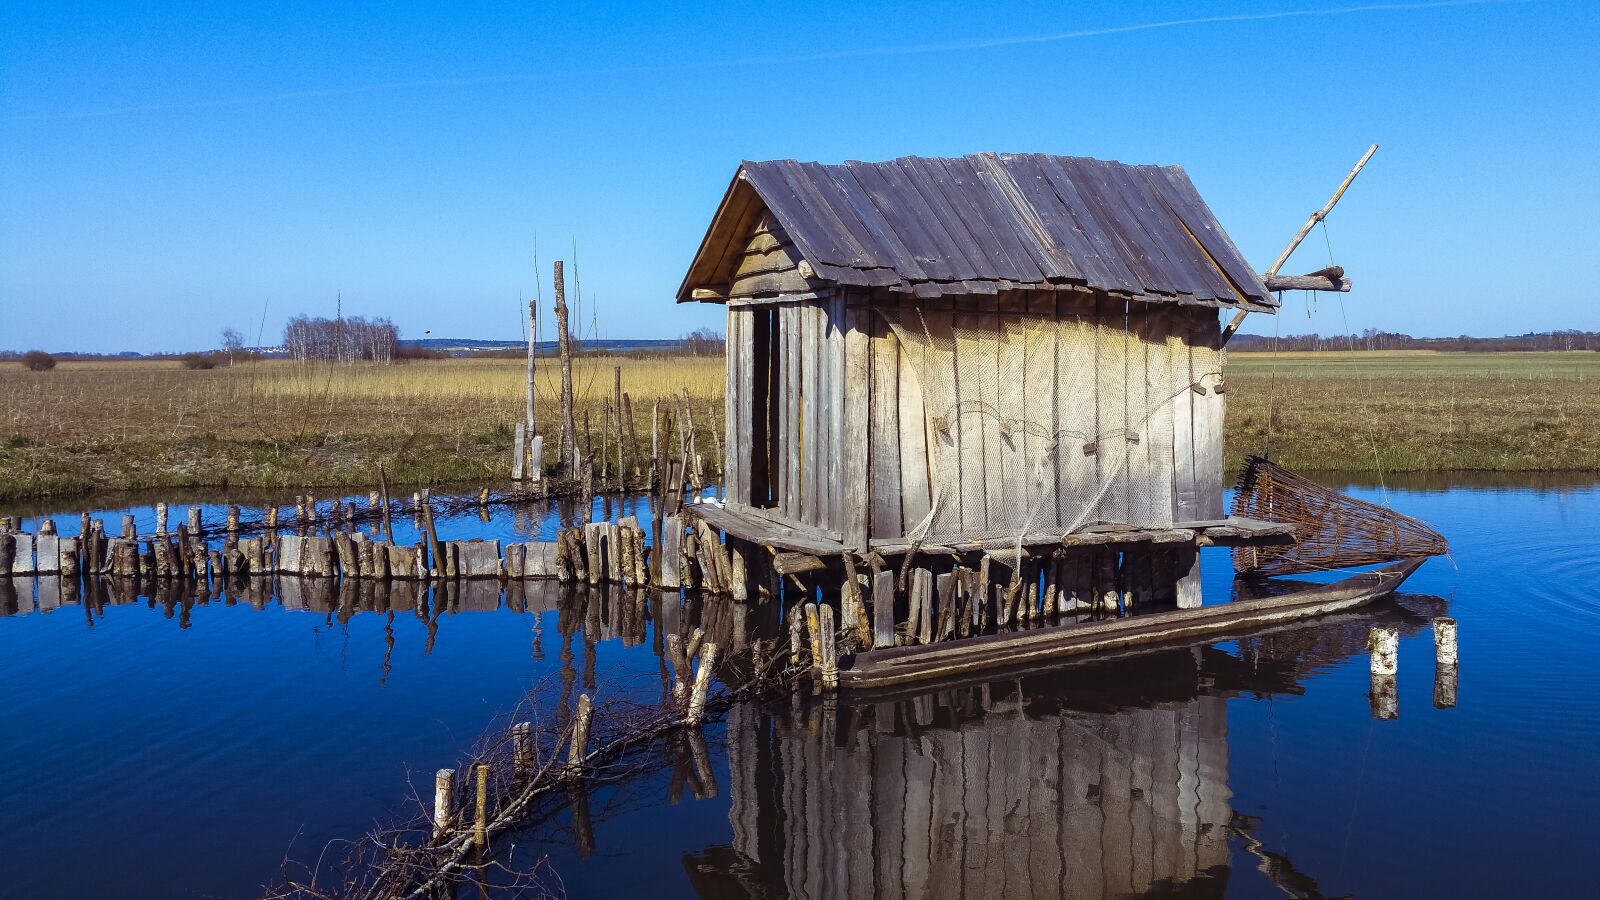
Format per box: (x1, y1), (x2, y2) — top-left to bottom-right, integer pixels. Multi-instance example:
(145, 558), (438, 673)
(0, 478), (1595, 899)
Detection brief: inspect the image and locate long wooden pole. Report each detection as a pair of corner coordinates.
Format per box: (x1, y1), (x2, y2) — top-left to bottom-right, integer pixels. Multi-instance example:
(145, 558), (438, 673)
(1223, 143), (1378, 346)
(526, 295), (537, 439)
(553, 260), (578, 476)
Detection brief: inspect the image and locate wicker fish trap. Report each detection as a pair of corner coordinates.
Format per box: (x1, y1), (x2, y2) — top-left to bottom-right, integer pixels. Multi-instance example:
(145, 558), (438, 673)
(1231, 455), (1449, 577)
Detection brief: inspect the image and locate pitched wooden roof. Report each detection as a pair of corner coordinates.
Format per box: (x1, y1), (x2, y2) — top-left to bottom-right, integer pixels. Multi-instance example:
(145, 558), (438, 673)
(679, 152), (1278, 311)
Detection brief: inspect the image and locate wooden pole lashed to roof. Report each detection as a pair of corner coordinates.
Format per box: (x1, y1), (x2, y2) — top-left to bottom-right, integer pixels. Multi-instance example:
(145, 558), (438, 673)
(1222, 143), (1379, 346)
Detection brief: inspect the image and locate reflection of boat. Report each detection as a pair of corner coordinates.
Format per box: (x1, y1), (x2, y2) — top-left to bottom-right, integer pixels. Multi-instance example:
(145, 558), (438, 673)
(841, 557), (1424, 690)
(690, 590), (1447, 900)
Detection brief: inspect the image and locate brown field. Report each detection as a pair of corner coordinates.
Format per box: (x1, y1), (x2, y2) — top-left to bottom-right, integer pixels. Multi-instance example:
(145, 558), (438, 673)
(1, 350), (1595, 501)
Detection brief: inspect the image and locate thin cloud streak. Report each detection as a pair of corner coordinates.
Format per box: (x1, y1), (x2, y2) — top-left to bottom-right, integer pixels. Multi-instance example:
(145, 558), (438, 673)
(7, 0), (1532, 122)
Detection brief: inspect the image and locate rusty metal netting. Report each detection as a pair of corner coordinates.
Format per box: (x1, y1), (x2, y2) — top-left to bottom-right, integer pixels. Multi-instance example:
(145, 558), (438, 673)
(1231, 455), (1449, 576)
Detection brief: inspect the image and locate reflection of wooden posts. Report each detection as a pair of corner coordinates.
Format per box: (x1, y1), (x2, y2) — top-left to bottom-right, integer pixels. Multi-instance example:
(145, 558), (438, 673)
(1434, 616), (1458, 709)
(568, 785), (595, 858)
(433, 768), (455, 840)
(1370, 625), (1399, 719)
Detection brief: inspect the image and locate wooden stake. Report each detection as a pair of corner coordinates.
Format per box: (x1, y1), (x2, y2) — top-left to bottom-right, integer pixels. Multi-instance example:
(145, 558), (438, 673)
(687, 642), (718, 725)
(513, 722), (533, 779)
(473, 764), (490, 849)
(553, 259), (578, 476)
(567, 693), (593, 777)
(433, 768), (455, 840)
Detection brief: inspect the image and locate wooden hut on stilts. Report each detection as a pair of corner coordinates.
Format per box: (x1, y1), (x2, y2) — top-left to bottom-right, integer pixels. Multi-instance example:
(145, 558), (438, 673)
(677, 152), (1445, 689)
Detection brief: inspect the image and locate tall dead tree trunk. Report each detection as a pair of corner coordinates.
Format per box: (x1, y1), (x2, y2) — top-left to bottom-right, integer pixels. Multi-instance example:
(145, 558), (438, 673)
(554, 260), (578, 476)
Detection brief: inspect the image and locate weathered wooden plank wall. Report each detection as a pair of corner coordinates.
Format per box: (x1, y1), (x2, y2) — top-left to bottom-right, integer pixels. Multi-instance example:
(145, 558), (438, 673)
(724, 692), (1232, 899)
(724, 292), (1216, 543)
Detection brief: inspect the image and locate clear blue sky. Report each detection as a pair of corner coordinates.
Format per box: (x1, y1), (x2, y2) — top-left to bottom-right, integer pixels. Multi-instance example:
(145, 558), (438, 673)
(2, 0), (1595, 353)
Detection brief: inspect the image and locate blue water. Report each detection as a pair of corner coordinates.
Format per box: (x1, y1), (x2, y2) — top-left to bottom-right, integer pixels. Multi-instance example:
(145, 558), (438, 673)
(0, 478), (1595, 899)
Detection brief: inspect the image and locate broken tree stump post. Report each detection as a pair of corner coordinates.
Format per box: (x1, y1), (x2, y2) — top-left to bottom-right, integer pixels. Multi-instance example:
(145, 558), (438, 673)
(513, 722), (533, 780)
(1434, 616), (1459, 709)
(687, 642), (718, 725)
(818, 603), (838, 692)
(433, 769), (455, 840)
(567, 693), (593, 778)
(121, 514), (136, 540)
(1370, 625), (1399, 719)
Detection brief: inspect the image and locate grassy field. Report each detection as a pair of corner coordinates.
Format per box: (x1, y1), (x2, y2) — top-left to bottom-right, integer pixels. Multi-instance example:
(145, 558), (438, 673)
(0, 356), (725, 501)
(1, 350), (1595, 501)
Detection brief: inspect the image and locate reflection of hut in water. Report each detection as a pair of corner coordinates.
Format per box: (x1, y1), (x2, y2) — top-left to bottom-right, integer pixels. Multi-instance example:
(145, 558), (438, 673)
(690, 590), (1451, 900)
(708, 673), (1230, 899)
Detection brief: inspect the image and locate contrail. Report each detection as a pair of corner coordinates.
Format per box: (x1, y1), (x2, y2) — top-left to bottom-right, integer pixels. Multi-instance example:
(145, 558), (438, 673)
(7, 0), (1532, 121)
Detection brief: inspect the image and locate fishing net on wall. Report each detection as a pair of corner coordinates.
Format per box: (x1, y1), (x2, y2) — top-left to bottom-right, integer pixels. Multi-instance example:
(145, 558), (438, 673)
(882, 305), (1212, 551)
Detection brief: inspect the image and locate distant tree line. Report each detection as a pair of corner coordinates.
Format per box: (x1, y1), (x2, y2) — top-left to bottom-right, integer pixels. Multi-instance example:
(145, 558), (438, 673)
(282, 315), (399, 364)
(1231, 328), (1600, 353)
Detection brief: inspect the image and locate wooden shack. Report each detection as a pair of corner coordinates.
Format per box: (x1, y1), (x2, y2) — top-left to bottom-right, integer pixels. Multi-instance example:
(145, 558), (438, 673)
(682, 153), (1283, 543)
(676, 153), (1356, 680)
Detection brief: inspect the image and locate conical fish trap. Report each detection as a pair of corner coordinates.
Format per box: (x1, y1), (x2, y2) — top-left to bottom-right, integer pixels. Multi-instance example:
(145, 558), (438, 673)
(1231, 455), (1449, 576)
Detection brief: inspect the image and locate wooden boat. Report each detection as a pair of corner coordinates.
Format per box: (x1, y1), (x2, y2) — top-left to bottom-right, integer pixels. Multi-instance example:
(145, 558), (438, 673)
(839, 557), (1425, 690)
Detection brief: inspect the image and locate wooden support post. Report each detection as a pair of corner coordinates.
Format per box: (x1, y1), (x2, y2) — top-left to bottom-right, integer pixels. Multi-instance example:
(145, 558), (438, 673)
(1434, 616), (1458, 709)
(688, 642), (718, 724)
(155, 503), (168, 535)
(187, 506), (202, 534)
(912, 568), (933, 644)
(512, 421), (527, 481)
(567, 693), (593, 777)
(872, 568), (895, 649)
(513, 722), (533, 779)
(121, 514), (137, 540)
(433, 768), (455, 840)
(1370, 625), (1399, 719)
(728, 540), (749, 602)
(800, 602), (820, 674)
(473, 764), (490, 849)
(553, 260), (578, 476)
(818, 603), (838, 692)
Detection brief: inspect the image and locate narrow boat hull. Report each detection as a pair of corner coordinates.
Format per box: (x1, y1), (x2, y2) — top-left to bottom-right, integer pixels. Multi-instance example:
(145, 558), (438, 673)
(839, 557), (1427, 690)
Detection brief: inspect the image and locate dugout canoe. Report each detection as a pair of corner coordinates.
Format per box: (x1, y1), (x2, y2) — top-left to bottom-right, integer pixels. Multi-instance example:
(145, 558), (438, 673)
(837, 557), (1426, 690)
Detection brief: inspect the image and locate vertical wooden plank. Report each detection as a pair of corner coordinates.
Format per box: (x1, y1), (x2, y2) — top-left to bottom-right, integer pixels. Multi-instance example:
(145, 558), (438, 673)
(1024, 294), (1060, 531)
(784, 303), (802, 521)
(1138, 305), (1176, 527)
(997, 300), (1028, 532)
(898, 333), (932, 535)
(1171, 308), (1199, 521)
(1093, 297), (1130, 525)
(726, 306), (746, 506)
(980, 302), (1005, 530)
(1123, 301), (1152, 527)
(1056, 294), (1097, 532)
(1191, 308), (1226, 520)
(801, 302), (819, 528)
(870, 306), (903, 539)
(872, 568), (896, 649)
(952, 299), (987, 533)
(829, 294), (848, 536)
(843, 298), (872, 549)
